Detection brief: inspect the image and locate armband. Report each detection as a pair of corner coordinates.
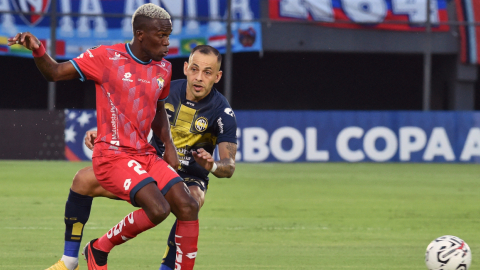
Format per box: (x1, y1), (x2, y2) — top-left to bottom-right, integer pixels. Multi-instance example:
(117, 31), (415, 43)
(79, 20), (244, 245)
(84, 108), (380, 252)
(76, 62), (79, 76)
(32, 43), (46, 58)
(210, 162), (217, 173)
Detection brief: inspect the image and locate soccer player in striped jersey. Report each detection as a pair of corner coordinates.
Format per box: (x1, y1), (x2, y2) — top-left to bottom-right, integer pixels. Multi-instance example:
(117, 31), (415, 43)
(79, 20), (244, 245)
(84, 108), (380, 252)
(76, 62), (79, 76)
(39, 45), (237, 270)
(8, 4), (200, 270)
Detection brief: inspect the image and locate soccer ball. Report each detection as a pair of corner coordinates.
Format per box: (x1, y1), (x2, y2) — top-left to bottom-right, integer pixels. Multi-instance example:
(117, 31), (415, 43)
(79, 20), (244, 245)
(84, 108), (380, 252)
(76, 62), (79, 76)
(425, 235), (472, 270)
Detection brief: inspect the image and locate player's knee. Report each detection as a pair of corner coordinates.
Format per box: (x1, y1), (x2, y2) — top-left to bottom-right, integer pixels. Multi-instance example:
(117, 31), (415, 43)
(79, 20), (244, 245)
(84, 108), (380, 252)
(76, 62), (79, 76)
(147, 204), (171, 225)
(71, 167), (96, 196)
(176, 197), (199, 221)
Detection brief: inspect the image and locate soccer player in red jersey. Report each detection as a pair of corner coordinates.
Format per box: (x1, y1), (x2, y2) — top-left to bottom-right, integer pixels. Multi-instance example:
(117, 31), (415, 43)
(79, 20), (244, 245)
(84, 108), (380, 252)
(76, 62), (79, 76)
(8, 4), (199, 270)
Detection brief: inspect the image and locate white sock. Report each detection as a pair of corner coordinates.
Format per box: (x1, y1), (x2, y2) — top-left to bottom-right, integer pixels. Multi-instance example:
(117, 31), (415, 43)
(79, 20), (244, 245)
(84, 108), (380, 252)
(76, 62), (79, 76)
(61, 255), (78, 270)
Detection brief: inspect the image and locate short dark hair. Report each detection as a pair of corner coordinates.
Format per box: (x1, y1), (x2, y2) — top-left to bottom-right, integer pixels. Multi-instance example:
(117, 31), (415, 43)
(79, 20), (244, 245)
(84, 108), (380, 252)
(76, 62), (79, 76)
(191, 45), (222, 65)
(132, 15), (151, 32)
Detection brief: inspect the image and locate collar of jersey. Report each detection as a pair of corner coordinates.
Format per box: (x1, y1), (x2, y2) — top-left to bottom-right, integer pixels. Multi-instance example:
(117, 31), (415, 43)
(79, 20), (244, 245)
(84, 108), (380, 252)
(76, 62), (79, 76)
(125, 43), (152, 65)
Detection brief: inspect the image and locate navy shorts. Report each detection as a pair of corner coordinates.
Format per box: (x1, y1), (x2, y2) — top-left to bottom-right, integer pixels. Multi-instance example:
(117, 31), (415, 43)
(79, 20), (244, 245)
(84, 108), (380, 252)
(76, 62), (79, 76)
(178, 171), (209, 193)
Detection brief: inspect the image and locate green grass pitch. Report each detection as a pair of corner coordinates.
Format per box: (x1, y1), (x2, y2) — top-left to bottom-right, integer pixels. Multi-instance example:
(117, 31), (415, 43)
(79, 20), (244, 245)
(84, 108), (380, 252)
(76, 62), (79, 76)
(0, 161), (479, 269)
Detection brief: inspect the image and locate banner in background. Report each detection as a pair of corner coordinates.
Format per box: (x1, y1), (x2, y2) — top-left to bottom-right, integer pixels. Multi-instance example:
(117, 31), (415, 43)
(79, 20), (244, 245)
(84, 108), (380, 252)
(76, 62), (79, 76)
(269, 0), (449, 31)
(0, 0), (261, 59)
(455, 0), (480, 64)
(66, 110), (480, 163)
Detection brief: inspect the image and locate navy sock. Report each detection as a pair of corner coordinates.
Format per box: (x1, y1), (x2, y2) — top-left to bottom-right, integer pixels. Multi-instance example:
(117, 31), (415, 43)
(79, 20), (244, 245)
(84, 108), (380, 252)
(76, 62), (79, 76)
(161, 220), (178, 269)
(64, 189), (93, 257)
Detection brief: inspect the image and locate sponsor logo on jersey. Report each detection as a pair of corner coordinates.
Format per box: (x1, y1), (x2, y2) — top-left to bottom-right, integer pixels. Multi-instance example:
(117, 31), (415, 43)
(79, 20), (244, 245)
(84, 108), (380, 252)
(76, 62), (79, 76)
(157, 77), (165, 90)
(138, 78), (151, 84)
(156, 62), (168, 72)
(177, 148), (191, 155)
(217, 117), (224, 134)
(109, 52), (128, 60)
(195, 117), (208, 132)
(187, 101), (195, 107)
(12, 0), (51, 26)
(122, 72), (133, 82)
(107, 92), (119, 142)
(179, 156), (191, 161)
(77, 50), (94, 59)
(224, 108), (235, 117)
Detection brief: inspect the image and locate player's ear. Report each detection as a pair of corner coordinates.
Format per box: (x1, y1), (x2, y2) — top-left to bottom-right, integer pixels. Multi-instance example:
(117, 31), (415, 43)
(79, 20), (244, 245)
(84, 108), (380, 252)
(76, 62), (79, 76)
(183, 61), (188, 75)
(136, 30), (144, 41)
(215, 70), (223, 83)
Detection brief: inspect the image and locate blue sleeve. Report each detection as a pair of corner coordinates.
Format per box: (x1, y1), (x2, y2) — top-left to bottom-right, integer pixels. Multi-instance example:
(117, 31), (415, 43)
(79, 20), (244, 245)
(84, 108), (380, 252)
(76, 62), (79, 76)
(216, 107), (237, 144)
(69, 60), (86, 82)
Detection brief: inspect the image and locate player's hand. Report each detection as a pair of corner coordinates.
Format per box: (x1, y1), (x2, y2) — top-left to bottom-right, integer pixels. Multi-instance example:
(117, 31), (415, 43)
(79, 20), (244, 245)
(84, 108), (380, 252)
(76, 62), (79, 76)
(84, 130), (97, 150)
(163, 143), (180, 171)
(7, 32), (41, 51)
(192, 148), (215, 172)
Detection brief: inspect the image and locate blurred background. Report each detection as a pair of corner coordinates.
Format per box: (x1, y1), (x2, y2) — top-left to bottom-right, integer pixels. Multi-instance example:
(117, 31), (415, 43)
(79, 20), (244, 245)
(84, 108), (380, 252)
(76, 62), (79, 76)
(1, 0), (480, 163)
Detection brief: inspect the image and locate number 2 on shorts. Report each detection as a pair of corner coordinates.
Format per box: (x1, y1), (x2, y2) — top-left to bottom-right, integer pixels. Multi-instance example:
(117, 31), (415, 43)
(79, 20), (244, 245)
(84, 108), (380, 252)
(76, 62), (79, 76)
(128, 160), (147, 175)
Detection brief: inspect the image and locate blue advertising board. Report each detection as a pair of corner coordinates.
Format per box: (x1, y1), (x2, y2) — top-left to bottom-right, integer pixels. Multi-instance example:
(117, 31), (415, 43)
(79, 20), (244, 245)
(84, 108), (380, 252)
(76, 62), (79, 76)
(65, 110), (480, 163)
(0, 0), (261, 59)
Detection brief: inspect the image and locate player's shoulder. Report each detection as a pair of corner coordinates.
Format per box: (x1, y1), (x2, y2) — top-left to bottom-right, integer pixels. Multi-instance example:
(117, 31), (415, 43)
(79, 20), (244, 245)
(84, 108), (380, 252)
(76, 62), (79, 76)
(152, 58), (172, 70)
(81, 43), (125, 57)
(210, 88), (236, 118)
(210, 88), (231, 108)
(171, 79), (186, 92)
(104, 43), (128, 52)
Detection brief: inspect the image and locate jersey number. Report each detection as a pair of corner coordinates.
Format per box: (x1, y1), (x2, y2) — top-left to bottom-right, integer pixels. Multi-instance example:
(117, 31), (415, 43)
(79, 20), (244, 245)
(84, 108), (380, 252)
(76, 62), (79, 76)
(128, 160), (147, 175)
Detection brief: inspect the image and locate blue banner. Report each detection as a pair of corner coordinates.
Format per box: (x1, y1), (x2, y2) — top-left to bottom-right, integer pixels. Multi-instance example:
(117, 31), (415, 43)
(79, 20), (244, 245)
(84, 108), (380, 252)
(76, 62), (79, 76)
(65, 110), (480, 163)
(0, 0), (261, 59)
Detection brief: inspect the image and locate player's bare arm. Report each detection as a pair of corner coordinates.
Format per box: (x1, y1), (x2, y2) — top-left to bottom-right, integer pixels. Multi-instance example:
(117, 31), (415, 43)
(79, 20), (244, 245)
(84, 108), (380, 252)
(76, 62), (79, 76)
(7, 32), (79, 81)
(152, 100), (180, 170)
(193, 142), (236, 178)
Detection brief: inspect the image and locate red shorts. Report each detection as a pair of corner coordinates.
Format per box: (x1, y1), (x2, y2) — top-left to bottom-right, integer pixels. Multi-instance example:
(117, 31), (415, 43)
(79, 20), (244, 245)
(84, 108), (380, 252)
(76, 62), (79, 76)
(92, 153), (183, 206)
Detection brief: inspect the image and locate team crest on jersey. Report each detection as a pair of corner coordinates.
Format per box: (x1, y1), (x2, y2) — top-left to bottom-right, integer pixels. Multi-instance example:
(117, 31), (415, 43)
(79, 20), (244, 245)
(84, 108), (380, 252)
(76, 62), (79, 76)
(12, 0), (51, 26)
(157, 77), (165, 90)
(194, 117), (208, 132)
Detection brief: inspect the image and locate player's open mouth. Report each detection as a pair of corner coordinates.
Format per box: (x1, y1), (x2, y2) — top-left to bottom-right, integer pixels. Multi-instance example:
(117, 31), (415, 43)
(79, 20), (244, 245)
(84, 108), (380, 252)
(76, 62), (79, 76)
(162, 51), (168, 57)
(193, 84), (203, 91)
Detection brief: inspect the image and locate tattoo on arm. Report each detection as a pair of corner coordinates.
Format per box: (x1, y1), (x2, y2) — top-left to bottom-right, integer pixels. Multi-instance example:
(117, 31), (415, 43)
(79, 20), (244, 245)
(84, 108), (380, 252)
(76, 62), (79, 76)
(212, 142), (237, 178)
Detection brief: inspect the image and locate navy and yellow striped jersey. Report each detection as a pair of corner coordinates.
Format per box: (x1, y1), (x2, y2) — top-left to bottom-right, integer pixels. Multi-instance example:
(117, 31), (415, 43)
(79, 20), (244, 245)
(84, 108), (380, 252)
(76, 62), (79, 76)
(150, 79), (237, 180)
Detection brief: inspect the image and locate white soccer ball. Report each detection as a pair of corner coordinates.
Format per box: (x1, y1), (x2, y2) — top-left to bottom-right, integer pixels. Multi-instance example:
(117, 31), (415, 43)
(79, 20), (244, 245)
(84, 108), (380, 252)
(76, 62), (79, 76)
(425, 235), (472, 270)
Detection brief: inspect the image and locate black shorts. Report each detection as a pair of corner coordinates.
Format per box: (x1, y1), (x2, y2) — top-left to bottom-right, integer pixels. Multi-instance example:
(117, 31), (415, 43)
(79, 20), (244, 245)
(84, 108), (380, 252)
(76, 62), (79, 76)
(178, 171), (209, 192)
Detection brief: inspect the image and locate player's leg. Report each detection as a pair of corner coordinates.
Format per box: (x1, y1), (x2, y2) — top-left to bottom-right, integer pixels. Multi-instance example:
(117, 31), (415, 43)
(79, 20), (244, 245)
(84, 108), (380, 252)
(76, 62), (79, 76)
(162, 183), (200, 270)
(48, 167), (113, 270)
(86, 155), (179, 269)
(161, 180), (206, 270)
(87, 183), (171, 268)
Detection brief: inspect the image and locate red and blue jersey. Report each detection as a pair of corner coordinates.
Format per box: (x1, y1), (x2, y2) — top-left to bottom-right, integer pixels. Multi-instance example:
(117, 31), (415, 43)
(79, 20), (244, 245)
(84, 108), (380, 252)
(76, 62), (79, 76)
(70, 43), (172, 157)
